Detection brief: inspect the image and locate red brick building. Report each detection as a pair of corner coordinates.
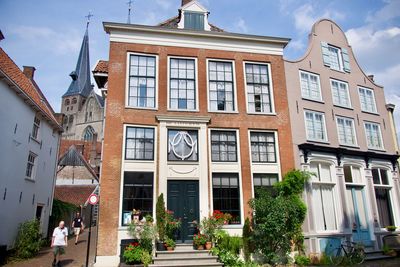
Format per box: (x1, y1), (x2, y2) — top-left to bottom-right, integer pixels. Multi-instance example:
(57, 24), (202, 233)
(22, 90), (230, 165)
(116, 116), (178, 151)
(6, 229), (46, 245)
(96, 1), (295, 265)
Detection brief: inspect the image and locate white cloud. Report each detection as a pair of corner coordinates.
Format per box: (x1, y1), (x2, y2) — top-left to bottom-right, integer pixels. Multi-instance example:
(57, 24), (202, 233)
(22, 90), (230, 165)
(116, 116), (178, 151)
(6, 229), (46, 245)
(155, 0), (172, 10)
(9, 25), (81, 56)
(366, 0), (400, 23)
(234, 17), (248, 33)
(287, 38), (306, 51)
(293, 3), (345, 33)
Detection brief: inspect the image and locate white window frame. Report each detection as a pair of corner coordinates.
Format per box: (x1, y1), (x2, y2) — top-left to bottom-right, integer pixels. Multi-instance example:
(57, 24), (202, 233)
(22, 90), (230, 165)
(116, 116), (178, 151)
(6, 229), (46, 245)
(123, 124), (157, 163)
(125, 52), (159, 110)
(330, 79), (351, 108)
(248, 130), (278, 164)
(26, 152), (37, 181)
(243, 61), (276, 115)
(364, 122), (384, 150)
(304, 110), (328, 142)
(206, 58), (238, 113)
(358, 87), (377, 114)
(309, 161), (340, 233)
(328, 45), (344, 71)
(336, 116), (358, 147)
(31, 116), (40, 140)
(167, 56), (199, 112)
(299, 70), (322, 102)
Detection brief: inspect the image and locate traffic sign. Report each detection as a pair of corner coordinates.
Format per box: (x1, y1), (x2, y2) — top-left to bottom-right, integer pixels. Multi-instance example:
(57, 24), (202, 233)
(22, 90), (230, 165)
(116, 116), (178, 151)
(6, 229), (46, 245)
(88, 194), (99, 205)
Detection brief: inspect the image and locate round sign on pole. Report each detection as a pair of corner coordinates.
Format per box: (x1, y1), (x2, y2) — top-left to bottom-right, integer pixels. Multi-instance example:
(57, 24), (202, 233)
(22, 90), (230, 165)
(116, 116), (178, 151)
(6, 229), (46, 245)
(88, 194), (99, 205)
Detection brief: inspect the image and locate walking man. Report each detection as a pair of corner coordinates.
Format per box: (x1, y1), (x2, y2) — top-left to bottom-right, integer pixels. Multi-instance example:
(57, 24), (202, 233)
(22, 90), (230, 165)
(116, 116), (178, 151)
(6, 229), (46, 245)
(51, 221), (68, 267)
(72, 211), (83, 245)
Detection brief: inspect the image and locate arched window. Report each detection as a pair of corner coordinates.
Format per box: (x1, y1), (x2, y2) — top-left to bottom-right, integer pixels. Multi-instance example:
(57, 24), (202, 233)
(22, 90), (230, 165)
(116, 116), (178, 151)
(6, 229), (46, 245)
(68, 115), (74, 124)
(85, 97), (95, 122)
(65, 99), (70, 106)
(82, 126), (95, 141)
(72, 97), (77, 104)
(63, 116), (68, 125)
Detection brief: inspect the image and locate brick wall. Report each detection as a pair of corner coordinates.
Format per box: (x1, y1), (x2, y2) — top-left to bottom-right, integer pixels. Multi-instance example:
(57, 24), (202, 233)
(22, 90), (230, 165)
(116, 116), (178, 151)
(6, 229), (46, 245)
(97, 42), (295, 256)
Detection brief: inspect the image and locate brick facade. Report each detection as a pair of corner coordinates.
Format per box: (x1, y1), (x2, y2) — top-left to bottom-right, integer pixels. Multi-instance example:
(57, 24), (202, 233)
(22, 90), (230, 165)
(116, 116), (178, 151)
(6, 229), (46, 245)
(97, 41), (295, 256)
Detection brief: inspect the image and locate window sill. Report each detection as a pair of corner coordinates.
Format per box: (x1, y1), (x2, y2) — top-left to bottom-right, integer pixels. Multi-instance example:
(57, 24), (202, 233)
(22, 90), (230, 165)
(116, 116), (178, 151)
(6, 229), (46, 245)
(329, 68), (346, 74)
(25, 177), (35, 183)
(167, 109), (200, 113)
(207, 110), (239, 114)
(30, 136), (41, 144)
(211, 161), (239, 164)
(361, 110), (379, 116)
(124, 159), (155, 163)
(167, 161), (199, 165)
(333, 104), (353, 110)
(302, 98), (324, 104)
(251, 162), (279, 165)
(125, 106), (158, 111)
(246, 112), (277, 116)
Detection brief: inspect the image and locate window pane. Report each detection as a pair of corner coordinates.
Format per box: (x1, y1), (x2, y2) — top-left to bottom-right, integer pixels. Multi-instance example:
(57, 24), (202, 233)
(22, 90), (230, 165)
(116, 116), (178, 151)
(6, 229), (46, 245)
(122, 172), (154, 226)
(209, 61), (234, 111)
(125, 127), (154, 160)
(246, 63), (272, 113)
(168, 130), (198, 161)
(170, 58), (196, 110)
(211, 131), (237, 162)
(212, 173), (240, 224)
(250, 132), (276, 163)
(128, 55), (156, 108)
(375, 188), (394, 227)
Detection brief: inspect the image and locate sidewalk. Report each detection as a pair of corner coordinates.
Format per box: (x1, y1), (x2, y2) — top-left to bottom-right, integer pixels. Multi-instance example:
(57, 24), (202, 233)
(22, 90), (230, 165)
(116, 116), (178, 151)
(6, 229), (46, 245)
(5, 227), (97, 267)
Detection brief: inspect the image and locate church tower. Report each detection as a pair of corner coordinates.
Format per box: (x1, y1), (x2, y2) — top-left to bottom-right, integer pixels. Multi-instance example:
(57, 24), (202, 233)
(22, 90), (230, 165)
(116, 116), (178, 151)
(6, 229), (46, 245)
(61, 27), (93, 139)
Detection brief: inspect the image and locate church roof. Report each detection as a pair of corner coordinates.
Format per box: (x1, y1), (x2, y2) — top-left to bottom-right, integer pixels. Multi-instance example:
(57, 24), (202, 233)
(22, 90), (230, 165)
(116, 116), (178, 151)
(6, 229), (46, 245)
(58, 145), (98, 179)
(0, 47), (62, 131)
(63, 28), (92, 98)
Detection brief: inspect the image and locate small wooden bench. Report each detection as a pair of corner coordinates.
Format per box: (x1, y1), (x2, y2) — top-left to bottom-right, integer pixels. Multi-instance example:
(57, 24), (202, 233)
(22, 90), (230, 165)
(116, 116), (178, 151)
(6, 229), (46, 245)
(383, 234), (400, 251)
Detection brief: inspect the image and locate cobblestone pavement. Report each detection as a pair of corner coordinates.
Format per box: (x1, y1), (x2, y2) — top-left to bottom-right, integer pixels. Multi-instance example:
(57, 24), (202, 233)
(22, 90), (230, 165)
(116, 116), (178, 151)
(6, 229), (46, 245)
(5, 227), (98, 267)
(359, 257), (400, 267)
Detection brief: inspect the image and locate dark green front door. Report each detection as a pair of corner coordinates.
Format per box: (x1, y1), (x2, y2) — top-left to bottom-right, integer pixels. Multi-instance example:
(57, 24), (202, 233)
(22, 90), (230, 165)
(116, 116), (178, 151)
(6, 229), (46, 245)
(167, 180), (199, 243)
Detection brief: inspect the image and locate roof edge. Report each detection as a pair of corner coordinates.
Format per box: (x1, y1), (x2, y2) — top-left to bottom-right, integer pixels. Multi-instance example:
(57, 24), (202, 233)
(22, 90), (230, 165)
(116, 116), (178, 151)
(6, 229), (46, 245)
(103, 22), (291, 47)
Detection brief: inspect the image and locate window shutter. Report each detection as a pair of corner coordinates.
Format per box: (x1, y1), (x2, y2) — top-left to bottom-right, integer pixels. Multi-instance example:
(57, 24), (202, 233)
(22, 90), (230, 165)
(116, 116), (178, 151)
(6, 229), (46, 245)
(342, 48), (351, 73)
(321, 42), (331, 67)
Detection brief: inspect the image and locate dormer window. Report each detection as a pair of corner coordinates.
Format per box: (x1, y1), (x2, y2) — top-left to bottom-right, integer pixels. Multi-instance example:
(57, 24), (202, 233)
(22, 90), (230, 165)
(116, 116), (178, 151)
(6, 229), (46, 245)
(184, 12), (204, 30)
(178, 0), (211, 31)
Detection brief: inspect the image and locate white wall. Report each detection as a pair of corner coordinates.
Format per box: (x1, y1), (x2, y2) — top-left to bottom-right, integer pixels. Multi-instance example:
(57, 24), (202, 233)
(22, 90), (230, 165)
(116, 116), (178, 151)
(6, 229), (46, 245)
(0, 80), (60, 249)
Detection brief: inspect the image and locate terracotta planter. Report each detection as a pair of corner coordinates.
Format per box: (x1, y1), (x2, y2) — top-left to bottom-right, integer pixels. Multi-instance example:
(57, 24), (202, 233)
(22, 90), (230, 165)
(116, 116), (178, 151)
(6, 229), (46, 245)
(166, 246), (174, 251)
(197, 245), (205, 250)
(205, 242), (212, 250)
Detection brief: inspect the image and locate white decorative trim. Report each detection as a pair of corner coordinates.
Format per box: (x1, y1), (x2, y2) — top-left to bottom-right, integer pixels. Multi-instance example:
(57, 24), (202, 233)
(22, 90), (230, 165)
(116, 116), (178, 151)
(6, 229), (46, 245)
(156, 115), (211, 123)
(108, 29), (285, 55)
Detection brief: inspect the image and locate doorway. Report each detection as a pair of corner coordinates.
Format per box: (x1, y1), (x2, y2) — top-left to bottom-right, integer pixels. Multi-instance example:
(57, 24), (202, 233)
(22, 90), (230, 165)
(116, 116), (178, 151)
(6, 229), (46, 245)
(167, 180), (199, 243)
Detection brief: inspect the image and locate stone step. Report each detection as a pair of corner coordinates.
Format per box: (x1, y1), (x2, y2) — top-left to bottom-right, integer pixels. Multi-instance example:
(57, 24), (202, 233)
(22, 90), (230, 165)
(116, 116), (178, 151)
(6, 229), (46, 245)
(365, 250), (395, 261)
(153, 255), (219, 265)
(156, 250), (211, 258)
(150, 263), (223, 267)
(175, 243), (195, 251)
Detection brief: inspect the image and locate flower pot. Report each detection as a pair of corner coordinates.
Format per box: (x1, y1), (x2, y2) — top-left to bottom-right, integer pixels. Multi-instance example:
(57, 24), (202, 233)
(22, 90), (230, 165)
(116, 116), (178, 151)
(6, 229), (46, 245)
(156, 241), (166, 251)
(197, 245), (204, 250)
(205, 242), (212, 250)
(166, 246), (174, 251)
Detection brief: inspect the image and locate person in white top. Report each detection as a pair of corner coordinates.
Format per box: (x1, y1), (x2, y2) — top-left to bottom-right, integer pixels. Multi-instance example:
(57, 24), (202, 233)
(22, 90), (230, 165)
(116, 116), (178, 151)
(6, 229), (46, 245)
(51, 221), (68, 267)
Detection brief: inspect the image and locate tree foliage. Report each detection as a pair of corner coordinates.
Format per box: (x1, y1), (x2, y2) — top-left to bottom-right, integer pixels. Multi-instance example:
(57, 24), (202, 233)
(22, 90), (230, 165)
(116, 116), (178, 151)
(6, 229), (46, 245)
(249, 170), (311, 265)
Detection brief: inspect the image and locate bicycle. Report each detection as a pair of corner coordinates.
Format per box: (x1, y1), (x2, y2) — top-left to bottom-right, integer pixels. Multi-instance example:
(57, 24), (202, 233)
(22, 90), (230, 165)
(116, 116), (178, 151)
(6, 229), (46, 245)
(328, 241), (365, 265)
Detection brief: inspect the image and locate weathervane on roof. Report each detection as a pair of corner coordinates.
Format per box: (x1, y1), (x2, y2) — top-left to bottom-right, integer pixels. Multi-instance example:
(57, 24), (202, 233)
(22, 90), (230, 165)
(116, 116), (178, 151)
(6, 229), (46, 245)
(85, 11), (94, 29)
(127, 0), (133, 24)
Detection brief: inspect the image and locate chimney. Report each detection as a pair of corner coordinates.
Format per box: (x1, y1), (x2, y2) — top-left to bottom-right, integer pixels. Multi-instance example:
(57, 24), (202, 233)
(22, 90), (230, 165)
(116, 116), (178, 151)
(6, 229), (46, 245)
(23, 66), (36, 80)
(0, 30), (4, 41)
(182, 0), (192, 6)
(368, 75), (374, 82)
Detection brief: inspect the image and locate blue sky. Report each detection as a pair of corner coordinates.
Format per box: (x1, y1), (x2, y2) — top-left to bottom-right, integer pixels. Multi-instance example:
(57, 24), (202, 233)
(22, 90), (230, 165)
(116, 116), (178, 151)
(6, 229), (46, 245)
(1, 0), (399, 134)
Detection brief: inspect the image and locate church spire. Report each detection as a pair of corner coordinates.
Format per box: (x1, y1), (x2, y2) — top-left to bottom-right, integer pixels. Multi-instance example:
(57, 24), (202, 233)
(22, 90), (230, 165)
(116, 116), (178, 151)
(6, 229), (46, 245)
(63, 15), (92, 98)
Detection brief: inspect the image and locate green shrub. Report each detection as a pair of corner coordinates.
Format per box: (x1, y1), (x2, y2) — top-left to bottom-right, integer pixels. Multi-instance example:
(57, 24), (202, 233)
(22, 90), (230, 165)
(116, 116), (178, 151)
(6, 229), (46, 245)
(127, 221), (155, 253)
(249, 170), (310, 265)
(211, 247), (245, 267)
(156, 194), (166, 241)
(242, 217), (253, 262)
(142, 250), (152, 267)
(295, 255), (311, 266)
(123, 242), (143, 264)
(14, 219), (42, 259)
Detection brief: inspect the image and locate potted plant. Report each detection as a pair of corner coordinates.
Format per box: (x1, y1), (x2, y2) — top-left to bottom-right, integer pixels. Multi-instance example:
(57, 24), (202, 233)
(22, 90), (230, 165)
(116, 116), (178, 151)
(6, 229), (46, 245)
(123, 242), (143, 265)
(165, 237), (176, 251)
(383, 244), (397, 257)
(386, 225), (397, 232)
(156, 194), (166, 251)
(165, 210), (182, 240)
(145, 214), (154, 225)
(193, 233), (207, 250)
